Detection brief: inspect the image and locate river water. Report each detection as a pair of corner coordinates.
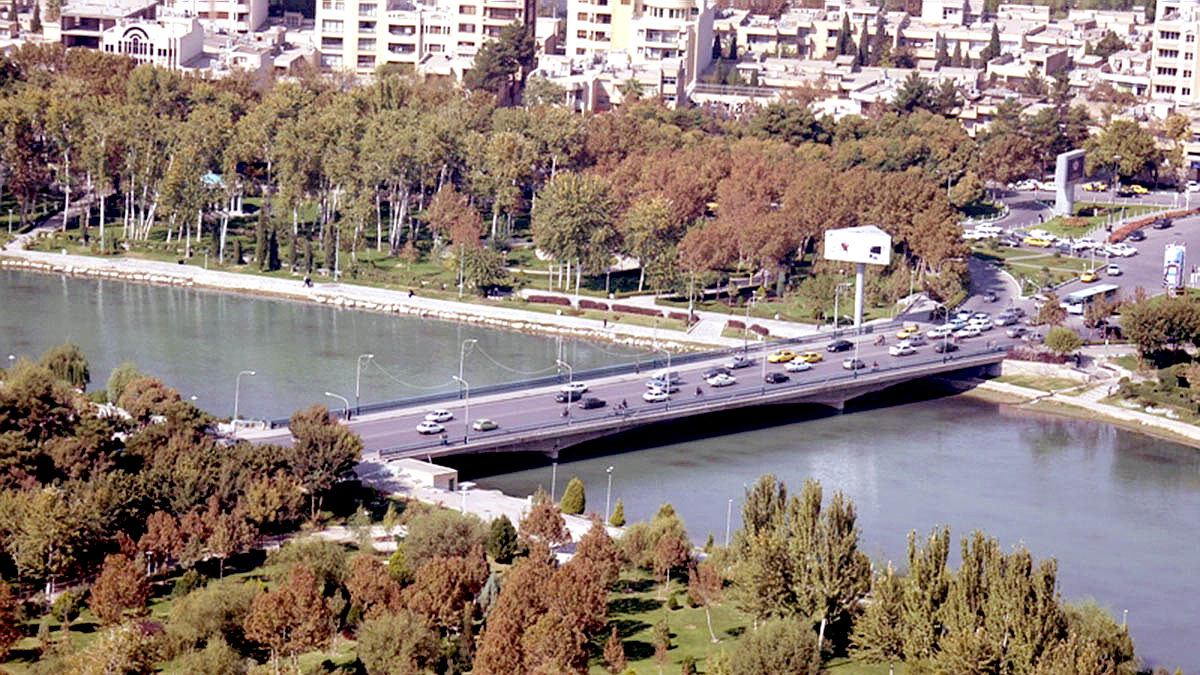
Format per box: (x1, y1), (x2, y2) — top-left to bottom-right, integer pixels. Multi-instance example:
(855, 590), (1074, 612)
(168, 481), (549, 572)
(1, 268), (1197, 669)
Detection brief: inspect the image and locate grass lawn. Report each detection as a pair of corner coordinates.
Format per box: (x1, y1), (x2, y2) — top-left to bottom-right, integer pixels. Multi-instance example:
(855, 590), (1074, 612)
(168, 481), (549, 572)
(994, 374), (1085, 392)
(1035, 202), (1165, 239)
(1110, 355), (1141, 372)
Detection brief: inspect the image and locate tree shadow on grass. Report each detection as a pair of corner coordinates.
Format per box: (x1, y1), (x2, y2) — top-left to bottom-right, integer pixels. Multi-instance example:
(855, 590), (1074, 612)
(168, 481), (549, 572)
(607, 618), (652, 639)
(725, 625), (746, 639)
(617, 578), (656, 593)
(608, 597), (662, 615)
(622, 639), (656, 661)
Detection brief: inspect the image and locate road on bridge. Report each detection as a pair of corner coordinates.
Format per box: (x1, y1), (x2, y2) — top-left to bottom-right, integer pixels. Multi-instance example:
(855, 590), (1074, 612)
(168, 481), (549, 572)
(243, 319), (1022, 456)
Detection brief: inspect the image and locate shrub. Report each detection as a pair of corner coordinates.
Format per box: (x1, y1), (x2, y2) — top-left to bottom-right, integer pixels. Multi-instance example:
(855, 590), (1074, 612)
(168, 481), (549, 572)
(611, 303), (662, 318)
(527, 294), (572, 306)
(749, 324), (770, 336)
(579, 299), (609, 311)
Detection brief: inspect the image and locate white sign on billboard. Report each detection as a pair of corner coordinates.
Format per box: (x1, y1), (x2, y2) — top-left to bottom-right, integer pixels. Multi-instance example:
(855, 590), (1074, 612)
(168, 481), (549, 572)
(823, 225), (892, 266)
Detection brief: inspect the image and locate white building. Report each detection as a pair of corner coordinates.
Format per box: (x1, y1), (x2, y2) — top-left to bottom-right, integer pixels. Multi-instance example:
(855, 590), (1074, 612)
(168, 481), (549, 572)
(100, 14), (205, 69)
(164, 0), (270, 33)
(1150, 0), (1200, 104)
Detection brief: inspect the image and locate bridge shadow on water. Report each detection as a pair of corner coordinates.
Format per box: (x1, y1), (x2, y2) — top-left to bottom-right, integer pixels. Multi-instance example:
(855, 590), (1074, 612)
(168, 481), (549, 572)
(447, 376), (974, 480)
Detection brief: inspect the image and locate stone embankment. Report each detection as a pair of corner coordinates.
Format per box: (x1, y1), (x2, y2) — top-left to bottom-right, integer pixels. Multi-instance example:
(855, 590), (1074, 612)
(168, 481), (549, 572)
(0, 250), (730, 352)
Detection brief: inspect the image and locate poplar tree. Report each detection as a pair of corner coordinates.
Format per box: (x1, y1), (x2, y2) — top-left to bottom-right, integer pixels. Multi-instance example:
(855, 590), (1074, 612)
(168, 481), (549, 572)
(850, 563), (905, 663)
(559, 476), (586, 514)
(901, 526), (951, 662)
(608, 498), (625, 527)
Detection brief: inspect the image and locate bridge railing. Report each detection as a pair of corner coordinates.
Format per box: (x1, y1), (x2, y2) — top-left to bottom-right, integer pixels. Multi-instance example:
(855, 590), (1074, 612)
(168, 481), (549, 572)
(266, 318), (914, 427)
(376, 343), (1009, 459)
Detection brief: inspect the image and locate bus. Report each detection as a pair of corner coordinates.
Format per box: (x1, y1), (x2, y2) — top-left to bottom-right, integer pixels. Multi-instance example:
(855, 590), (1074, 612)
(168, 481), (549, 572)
(1060, 284), (1120, 315)
(1164, 244), (1186, 290)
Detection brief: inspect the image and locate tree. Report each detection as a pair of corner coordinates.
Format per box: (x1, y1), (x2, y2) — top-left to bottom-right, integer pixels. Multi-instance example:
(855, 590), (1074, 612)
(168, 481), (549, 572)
(560, 476), (586, 514)
(206, 504), (254, 578)
(1119, 295), (1200, 354)
(105, 362), (140, 405)
(1045, 326), (1084, 356)
(850, 563), (905, 663)
(519, 489), (571, 549)
(0, 581), (22, 660)
(30, 1), (40, 33)
(346, 552), (402, 616)
(689, 561), (725, 643)
(1085, 119), (1162, 184)
(244, 564), (332, 667)
(486, 514), (520, 564)
(835, 14), (853, 57)
(948, 171), (985, 209)
(532, 171), (619, 277)
(403, 549), (489, 630)
(138, 510), (182, 576)
(1093, 30), (1129, 60)
(89, 554), (150, 625)
(892, 72), (936, 114)
(286, 404), (363, 520)
(980, 23), (1001, 63)
(729, 617), (819, 675)
(463, 21), (536, 104)
(403, 508), (488, 569)
(935, 34), (949, 67)
(39, 343), (90, 390)
(609, 499), (626, 527)
(603, 626), (626, 674)
(652, 534), (691, 598)
(357, 609), (441, 675)
(1036, 293), (1067, 327)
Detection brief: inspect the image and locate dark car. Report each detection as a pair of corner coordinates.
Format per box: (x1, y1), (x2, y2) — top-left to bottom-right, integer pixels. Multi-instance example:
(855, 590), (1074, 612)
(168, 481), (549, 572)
(1005, 326), (1028, 338)
(578, 397), (606, 410)
(554, 390), (583, 403)
(702, 366), (731, 379)
(1153, 218), (1173, 229)
(984, 291), (998, 302)
(826, 339), (853, 352)
(764, 372), (789, 384)
(1128, 229), (1146, 242)
(933, 341), (959, 353)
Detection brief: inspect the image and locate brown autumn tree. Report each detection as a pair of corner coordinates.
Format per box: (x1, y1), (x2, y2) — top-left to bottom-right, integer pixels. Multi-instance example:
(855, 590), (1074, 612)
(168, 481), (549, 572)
(423, 183), (483, 249)
(0, 581), (23, 660)
(572, 518), (621, 589)
(521, 609), (587, 673)
(603, 626), (626, 674)
(138, 510), (182, 576)
(177, 508), (210, 568)
(244, 564), (333, 667)
(651, 534), (692, 599)
(89, 554), (150, 625)
(473, 553), (556, 674)
(688, 561), (725, 643)
(116, 375), (182, 425)
(518, 492), (571, 550)
(403, 547), (489, 630)
(345, 553), (403, 617)
(206, 503), (255, 578)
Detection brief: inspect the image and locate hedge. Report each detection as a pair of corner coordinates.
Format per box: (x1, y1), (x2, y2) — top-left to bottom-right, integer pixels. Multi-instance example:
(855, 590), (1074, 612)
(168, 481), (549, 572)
(727, 319), (745, 330)
(611, 303), (663, 318)
(1109, 207), (1200, 243)
(527, 294), (572, 306)
(578, 298), (609, 311)
(749, 324), (770, 336)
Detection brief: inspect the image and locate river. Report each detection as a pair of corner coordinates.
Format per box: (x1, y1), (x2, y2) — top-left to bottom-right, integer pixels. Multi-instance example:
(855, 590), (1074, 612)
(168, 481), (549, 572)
(1, 268), (1197, 669)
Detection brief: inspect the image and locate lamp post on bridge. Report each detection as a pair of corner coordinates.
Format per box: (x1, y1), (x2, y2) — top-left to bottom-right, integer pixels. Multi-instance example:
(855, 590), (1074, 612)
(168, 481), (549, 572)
(233, 370), (255, 422)
(355, 354), (374, 417)
(458, 338), (477, 392)
(452, 375), (470, 443)
(556, 359), (573, 424)
(324, 391), (350, 420)
(605, 466), (614, 523)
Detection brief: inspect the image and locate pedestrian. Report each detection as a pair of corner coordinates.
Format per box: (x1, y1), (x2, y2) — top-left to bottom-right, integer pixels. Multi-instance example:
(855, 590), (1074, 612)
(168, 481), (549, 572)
(441, 431), (448, 445)
(408, 289), (414, 298)
(696, 386), (703, 397)
(603, 318), (607, 328)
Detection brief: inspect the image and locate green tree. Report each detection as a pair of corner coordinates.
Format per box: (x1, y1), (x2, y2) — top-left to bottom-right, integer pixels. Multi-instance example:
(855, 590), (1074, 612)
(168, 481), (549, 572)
(560, 476), (586, 514)
(729, 617), (820, 675)
(463, 22), (536, 104)
(286, 404), (363, 520)
(105, 362), (140, 404)
(1045, 325), (1084, 356)
(934, 34), (949, 67)
(532, 171), (619, 276)
(980, 23), (1001, 63)
(1120, 295), (1200, 355)
(486, 514), (519, 564)
(30, 1), (40, 32)
(948, 171), (985, 209)
(357, 609), (441, 675)
(38, 342), (90, 390)
(850, 563), (906, 663)
(404, 508), (489, 569)
(1085, 119), (1163, 184)
(892, 72), (936, 114)
(1036, 292), (1067, 327)
(1093, 30), (1129, 60)
(835, 14), (853, 57)
(609, 498), (626, 527)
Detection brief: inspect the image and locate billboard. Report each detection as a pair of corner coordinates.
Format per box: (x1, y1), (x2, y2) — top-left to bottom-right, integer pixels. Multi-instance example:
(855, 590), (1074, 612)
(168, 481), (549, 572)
(823, 225), (892, 266)
(1164, 243), (1186, 290)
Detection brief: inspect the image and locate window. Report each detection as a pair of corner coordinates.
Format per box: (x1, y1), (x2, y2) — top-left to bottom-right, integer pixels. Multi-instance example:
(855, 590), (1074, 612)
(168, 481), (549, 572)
(577, 29), (588, 38)
(321, 53), (343, 67)
(322, 19), (343, 31)
(459, 4), (476, 14)
(322, 36), (344, 49)
(577, 11), (588, 20)
(359, 3), (376, 15)
(358, 38), (376, 50)
(1188, 52), (1195, 60)
(459, 23), (476, 32)
(359, 20), (376, 32)
(429, 44), (443, 51)
(1158, 67), (1178, 75)
(1159, 49), (1180, 58)
(1189, 33), (1196, 42)
(649, 6), (664, 17)
(1161, 30), (1181, 40)
(1184, 87), (1192, 95)
(358, 54), (375, 67)
(1156, 84), (1177, 93)
(1186, 70), (1193, 78)
(669, 8), (685, 18)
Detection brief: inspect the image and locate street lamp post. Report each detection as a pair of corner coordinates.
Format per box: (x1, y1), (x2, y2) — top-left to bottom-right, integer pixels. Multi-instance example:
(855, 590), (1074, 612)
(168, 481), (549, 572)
(605, 466), (614, 522)
(452, 375), (470, 443)
(355, 354), (374, 416)
(551, 461), (558, 501)
(833, 282), (852, 335)
(324, 391), (350, 419)
(556, 359), (573, 424)
(458, 338), (477, 388)
(743, 299), (752, 352)
(233, 370), (255, 422)
(725, 498), (733, 546)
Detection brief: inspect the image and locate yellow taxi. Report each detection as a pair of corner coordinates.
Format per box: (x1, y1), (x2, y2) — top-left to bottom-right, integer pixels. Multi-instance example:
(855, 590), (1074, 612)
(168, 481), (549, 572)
(797, 351), (824, 363)
(1022, 237), (1053, 248)
(896, 324), (920, 339)
(1080, 270), (1099, 282)
(1081, 182), (1108, 192)
(1128, 184), (1149, 194)
(767, 349), (797, 363)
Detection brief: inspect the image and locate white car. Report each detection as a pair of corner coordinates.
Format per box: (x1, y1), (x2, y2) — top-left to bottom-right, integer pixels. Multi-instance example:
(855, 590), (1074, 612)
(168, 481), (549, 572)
(976, 224), (1002, 235)
(888, 342), (915, 356)
(1106, 243), (1136, 257)
(954, 325), (981, 339)
(1107, 263), (1122, 276)
(642, 388), (670, 402)
(906, 334), (927, 346)
(970, 318), (994, 331)
(1028, 229), (1056, 241)
(1073, 238), (1101, 251)
(962, 230), (990, 241)
(560, 382), (589, 395)
(706, 373), (737, 387)
(926, 325), (953, 339)
(785, 360), (812, 372)
(416, 420), (444, 435)
(424, 409), (454, 423)
(1189, 180), (1200, 193)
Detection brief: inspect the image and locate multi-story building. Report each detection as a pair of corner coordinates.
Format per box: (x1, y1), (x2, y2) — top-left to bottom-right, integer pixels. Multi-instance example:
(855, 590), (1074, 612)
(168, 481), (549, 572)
(1150, 0), (1200, 104)
(48, 0), (159, 48)
(99, 13), (205, 68)
(163, 0), (269, 33)
(564, 0), (713, 88)
(315, 0), (530, 74)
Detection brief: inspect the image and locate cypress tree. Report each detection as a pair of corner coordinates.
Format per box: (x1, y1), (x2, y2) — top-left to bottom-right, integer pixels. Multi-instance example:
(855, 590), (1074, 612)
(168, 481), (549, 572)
(982, 22), (1001, 63)
(30, 2), (40, 33)
(712, 34), (722, 61)
(951, 41), (963, 67)
(608, 499), (625, 527)
(856, 17), (870, 66)
(267, 226), (280, 271)
(560, 477), (586, 515)
(849, 563), (906, 662)
(254, 215), (267, 271)
(727, 34), (737, 60)
(836, 13), (852, 56)
(935, 34), (949, 67)
(233, 238), (244, 265)
(485, 515), (519, 564)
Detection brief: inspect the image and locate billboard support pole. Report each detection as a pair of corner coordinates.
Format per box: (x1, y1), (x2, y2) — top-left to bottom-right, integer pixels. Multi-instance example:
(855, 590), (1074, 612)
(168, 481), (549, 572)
(854, 262), (865, 333)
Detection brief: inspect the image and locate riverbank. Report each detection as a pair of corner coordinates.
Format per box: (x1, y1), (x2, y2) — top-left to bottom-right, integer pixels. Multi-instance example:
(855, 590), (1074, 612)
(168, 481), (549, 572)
(0, 248), (735, 352)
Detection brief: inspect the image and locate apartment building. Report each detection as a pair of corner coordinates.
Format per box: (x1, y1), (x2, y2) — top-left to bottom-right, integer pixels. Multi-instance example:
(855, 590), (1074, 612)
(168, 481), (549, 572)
(565, 0), (713, 79)
(316, 0), (530, 74)
(1150, 0), (1200, 104)
(48, 0), (159, 48)
(164, 0), (269, 33)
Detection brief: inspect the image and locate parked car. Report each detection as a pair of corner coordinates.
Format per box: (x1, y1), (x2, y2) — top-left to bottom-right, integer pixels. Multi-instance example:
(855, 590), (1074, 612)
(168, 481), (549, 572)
(933, 341), (959, 353)
(554, 390), (583, 403)
(1153, 218), (1173, 229)
(969, 318), (994, 331)
(764, 372), (789, 384)
(1188, 180), (1200, 193)
(842, 358), (868, 370)
(1127, 229), (1146, 241)
(984, 291), (998, 302)
(1106, 243), (1137, 257)
(724, 355), (754, 369)
(578, 397), (606, 410)
(707, 373), (737, 387)
(888, 342), (916, 356)
(785, 360), (813, 372)
(994, 313), (1016, 326)
(472, 418), (499, 431)
(424, 409), (454, 423)
(416, 420), (444, 435)
(826, 339), (853, 352)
